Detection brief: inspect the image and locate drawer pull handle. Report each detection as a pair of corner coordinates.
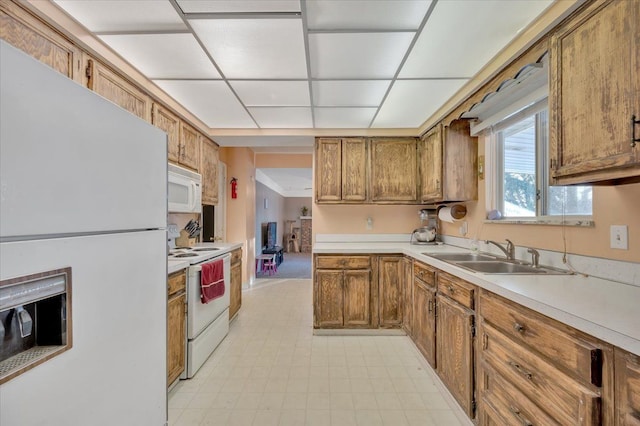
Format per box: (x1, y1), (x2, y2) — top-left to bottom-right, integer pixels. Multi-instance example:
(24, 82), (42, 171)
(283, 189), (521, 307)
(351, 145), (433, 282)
(447, 285), (455, 293)
(428, 300), (433, 313)
(509, 361), (533, 381)
(509, 406), (533, 426)
(513, 322), (526, 333)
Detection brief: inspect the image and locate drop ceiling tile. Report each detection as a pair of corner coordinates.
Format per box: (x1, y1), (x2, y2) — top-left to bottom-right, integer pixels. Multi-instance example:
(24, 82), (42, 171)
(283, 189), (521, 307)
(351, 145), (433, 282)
(248, 107), (312, 128)
(306, 0), (432, 30)
(154, 80), (256, 128)
(373, 79), (468, 128)
(399, 0), (553, 78)
(309, 33), (414, 79)
(98, 34), (220, 79)
(314, 108), (377, 128)
(53, 0), (186, 32)
(312, 80), (391, 106)
(177, 0), (300, 13)
(190, 19), (307, 79)
(230, 81), (310, 106)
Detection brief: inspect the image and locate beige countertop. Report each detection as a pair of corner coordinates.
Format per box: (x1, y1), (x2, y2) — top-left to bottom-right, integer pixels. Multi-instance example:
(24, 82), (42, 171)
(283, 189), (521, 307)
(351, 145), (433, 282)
(314, 241), (640, 355)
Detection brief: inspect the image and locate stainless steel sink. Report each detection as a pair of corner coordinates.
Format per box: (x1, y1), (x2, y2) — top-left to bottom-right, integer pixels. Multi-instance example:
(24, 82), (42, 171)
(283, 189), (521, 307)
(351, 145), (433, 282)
(425, 252), (497, 262)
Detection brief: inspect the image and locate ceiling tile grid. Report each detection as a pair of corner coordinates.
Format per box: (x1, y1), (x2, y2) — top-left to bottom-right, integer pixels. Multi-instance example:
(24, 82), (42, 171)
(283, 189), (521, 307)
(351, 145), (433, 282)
(53, 0), (554, 131)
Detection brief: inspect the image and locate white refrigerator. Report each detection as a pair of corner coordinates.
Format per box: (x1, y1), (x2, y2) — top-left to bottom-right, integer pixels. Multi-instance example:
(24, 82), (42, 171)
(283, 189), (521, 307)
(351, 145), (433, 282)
(0, 41), (168, 425)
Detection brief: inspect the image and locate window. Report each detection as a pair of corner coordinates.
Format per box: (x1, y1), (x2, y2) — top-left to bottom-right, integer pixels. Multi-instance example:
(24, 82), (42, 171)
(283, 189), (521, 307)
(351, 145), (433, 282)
(491, 99), (592, 218)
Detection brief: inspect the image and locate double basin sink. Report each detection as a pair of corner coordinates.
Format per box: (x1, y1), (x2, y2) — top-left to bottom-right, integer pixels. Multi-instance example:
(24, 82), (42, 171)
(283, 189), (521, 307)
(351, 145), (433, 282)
(424, 252), (571, 275)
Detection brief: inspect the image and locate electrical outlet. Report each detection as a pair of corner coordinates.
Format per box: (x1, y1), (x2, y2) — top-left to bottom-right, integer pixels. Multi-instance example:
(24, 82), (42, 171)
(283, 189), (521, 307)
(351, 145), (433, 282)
(366, 217), (373, 230)
(459, 221), (468, 236)
(610, 225), (628, 250)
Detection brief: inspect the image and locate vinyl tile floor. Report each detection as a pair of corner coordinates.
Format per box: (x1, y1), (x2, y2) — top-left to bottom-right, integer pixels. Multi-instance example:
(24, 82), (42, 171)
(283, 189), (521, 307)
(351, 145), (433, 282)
(169, 278), (470, 426)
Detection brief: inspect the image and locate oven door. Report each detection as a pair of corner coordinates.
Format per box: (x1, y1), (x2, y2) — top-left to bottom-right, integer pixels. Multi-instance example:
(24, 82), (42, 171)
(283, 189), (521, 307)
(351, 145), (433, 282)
(186, 254), (231, 339)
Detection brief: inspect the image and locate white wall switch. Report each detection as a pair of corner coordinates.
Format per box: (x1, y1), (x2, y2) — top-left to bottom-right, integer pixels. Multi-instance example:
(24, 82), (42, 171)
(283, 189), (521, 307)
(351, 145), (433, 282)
(610, 225), (628, 250)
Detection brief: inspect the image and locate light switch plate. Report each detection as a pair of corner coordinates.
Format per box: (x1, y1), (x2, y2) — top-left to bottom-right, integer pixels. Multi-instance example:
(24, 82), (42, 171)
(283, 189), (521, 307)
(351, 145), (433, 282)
(610, 225), (628, 250)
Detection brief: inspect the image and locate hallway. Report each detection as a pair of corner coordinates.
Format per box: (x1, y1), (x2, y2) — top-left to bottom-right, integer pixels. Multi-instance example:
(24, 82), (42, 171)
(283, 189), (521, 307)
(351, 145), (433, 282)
(169, 279), (468, 425)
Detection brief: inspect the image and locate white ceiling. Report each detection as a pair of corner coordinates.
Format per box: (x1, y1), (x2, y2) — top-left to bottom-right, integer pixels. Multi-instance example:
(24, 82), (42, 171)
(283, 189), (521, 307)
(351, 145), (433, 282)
(53, 0), (554, 136)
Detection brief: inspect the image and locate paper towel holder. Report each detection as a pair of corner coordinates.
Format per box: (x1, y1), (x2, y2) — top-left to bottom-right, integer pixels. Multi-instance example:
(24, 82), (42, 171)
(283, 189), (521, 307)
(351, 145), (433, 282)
(437, 204), (467, 222)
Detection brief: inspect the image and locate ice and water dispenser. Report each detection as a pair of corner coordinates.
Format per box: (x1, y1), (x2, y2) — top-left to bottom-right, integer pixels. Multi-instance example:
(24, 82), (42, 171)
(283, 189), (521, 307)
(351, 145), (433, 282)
(0, 267), (72, 384)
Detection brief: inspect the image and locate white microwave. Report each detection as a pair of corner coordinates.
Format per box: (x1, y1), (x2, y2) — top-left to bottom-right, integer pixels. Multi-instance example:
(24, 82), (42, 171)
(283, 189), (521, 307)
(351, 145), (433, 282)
(168, 163), (202, 213)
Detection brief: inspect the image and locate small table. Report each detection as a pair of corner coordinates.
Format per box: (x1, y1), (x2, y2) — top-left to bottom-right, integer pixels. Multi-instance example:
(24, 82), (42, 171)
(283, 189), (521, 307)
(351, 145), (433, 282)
(255, 254), (275, 275)
(262, 246), (284, 267)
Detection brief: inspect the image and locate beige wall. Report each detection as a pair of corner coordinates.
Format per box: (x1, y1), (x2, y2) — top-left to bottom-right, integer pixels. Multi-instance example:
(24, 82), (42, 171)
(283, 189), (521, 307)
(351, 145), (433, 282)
(255, 153), (312, 168)
(220, 147), (256, 284)
(312, 136), (640, 263)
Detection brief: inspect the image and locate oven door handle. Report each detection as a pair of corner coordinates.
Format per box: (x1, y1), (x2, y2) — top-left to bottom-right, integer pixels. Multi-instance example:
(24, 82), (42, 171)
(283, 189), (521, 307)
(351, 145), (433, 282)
(189, 254), (231, 272)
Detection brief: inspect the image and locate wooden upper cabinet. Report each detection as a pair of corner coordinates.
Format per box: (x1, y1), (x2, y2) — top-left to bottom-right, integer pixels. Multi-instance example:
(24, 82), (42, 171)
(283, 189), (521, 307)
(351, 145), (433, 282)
(615, 348), (640, 426)
(0, 1), (81, 82)
(419, 120), (477, 203)
(179, 122), (201, 172)
(201, 138), (219, 205)
(549, 0), (640, 185)
(152, 104), (180, 162)
(315, 138), (367, 203)
(85, 57), (151, 122)
(370, 138), (417, 203)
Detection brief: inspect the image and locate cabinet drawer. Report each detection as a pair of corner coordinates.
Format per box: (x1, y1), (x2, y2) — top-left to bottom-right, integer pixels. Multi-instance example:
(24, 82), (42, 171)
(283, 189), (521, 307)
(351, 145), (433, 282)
(481, 362), (560, 426)
(479, 291), (602, 386)
(437, 272), (475, 310)
(413, 262), (435, 287)
(168, 271), (186, 296)
(231, 248), (242, 265)
(316, 255), (371, 269)
(482, 322), (601, 425)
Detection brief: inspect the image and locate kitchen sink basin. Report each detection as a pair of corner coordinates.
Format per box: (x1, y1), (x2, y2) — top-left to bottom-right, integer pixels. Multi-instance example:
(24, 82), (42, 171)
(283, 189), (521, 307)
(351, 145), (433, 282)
(425, 252), (497, 262)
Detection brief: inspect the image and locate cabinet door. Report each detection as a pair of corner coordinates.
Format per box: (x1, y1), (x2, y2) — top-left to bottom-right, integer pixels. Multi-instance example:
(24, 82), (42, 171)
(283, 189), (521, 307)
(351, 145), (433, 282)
(419, 125), (443, 202)
(370, 138), (417, 202)
(615, 348), (640, 426)
(402, 257), (413, 336)
(550, 0), (640, 185)
(179, 122), (201, 172)
(0, 1), (81, 82)
(229, 260), (242, 319)
(412, 278), (436, 368)
(436, 294), (475, 417)
(152, 104), (181, 163)
(85, 57), (151, 122)
(201, 138), (219, 205)
(167, 292), (186, 385)
(315, 138), (342, 202)
(342, 138), (367, 201)
(343, 269), (371, 327)
(315, 269), (344, 327)
(378, 256), (403, 327)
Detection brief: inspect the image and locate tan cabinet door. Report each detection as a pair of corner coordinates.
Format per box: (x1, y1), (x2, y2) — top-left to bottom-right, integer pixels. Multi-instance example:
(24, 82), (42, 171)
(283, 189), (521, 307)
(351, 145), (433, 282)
(85, 57), (151, 122)
(315, 269), (344, 327)
(419, 125), (443, 202)
(402, 257), (413, 336)
(436, 294), (474, 417)
(615, 348), (640, 426)
(202, 138), (219, 205)
(167, 292), (186, 385)
(550, 0), (640, 185)
(341, 138), (367, 201)
(179, 122), (201, 172)
(370, 138), (417, 202)
(1, 2), (81, 82)
(315, 138), (342, 202)
(343, 269), (371, 327)
(229, 260), (242, 319)
(412, 278), (436, 368)
(378, 256), (403, 327)
(152, 104), (181, 163)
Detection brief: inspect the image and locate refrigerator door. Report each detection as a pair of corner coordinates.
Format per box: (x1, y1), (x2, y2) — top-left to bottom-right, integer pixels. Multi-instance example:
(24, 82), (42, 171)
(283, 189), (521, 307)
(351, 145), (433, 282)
(0, 41), (167, 239)
(0, 230), (167, 426)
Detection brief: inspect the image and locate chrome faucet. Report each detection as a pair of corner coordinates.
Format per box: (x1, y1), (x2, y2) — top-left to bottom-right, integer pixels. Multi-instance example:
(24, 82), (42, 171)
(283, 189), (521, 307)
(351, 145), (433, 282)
(527, 248), (540, 268)
(484, 239), (515, 260)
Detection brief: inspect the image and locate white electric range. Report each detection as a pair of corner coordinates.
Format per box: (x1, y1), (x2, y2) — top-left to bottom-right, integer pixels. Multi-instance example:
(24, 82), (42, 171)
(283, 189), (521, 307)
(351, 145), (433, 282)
(169, 246), (231, 379)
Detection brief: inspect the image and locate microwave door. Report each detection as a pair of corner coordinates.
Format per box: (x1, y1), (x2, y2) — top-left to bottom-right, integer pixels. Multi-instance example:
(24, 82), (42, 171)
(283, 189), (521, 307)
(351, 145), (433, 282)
(168, 176), (190, 213)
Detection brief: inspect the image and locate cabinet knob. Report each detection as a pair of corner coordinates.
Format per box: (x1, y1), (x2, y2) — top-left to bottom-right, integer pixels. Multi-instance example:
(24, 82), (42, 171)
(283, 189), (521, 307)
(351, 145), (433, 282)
(509, 406), (533, 426)
(508, 361), (533, 381)
(513, 322), (526, 333)
(447, 285), (455, 293)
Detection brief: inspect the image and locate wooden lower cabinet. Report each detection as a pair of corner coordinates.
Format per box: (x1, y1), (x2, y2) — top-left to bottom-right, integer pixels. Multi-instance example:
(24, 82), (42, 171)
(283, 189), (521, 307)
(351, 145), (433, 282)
(314, 255), (374, 328)
(167, 271), (186, 386)
(436, 292), (475, 417)
(402, 257), (413, 336)
(412, 276), (436, 368)
(615, 348), (640, 425)
(378, 256), (403, 328)
(229, 248), (242, 320)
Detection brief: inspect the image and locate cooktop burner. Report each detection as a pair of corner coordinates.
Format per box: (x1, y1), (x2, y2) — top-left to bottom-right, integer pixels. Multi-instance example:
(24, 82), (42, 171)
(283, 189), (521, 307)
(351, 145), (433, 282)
(173, 253), (198, 258)
(192, 248), (220, 252)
